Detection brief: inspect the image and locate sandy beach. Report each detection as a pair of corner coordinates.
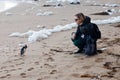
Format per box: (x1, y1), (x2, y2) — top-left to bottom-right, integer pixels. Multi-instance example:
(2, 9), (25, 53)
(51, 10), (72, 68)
(0, 0), (120, 80)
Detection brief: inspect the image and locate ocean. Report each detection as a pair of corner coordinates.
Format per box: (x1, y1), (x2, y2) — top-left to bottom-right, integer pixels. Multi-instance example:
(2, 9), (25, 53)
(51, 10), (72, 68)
(0, 0), (81, 12)
(0, 0), (35, 12)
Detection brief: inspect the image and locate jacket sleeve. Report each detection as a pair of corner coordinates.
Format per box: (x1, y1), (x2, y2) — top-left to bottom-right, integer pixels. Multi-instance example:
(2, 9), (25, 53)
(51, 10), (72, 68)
(75, 26), (80, 40)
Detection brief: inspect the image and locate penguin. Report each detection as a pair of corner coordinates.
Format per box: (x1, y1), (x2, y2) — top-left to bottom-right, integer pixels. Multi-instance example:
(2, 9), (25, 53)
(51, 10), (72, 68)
(20, 45), (27, 56)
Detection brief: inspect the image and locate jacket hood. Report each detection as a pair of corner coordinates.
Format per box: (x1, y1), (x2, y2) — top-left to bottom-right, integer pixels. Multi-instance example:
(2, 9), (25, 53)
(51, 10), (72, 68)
(82, 16), (91, 25)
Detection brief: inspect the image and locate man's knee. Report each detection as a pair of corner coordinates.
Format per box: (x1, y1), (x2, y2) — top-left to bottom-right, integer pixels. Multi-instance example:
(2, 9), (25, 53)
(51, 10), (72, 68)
(73, 40), (84, 49)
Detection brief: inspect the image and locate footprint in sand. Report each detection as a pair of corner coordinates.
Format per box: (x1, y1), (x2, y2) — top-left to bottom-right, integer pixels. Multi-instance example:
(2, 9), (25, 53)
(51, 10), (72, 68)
(82, 65), (92, 69)
(95, 58), (105, 62)
(4, 70), (9, 73)
(71, 73), (81, 78)
(0, 74), (11, 79)
(6, 74), (11, 78)
(34, 61), (39, 65)
(50, 70), (57, 74)
(27, 67), (34, 71)
(9, 65), (14, 67)
(10, 69), (16, 72)
(20, 73), (27, 78)
(16, 62), (24, 66)
(1, 66), (7, 69)
(43, 53), (49, 56)
(14, 55), (18, 57)
(46, 56), (54, 62)
(18, 68), (22, 70)
(0, 75), (7, 79)
(37, 78), (42, 80)
(49, 52), (55, 55)
(44, 63), (55, 69)
(5, 61), (12, 63)
(14, 57), (23, 61)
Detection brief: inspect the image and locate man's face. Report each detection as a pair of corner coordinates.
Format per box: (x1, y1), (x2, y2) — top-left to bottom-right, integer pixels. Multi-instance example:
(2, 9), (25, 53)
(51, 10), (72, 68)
(74, 16), (82, 25)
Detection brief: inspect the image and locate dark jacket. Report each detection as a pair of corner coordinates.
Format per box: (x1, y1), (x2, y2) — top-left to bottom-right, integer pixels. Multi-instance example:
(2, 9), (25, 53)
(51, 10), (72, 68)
(73, 16), (97, 55)
(75, 16), (91, 40)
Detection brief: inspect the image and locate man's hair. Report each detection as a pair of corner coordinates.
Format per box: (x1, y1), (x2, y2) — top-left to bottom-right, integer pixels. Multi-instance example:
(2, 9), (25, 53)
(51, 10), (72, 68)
(75, 13), (86, 22)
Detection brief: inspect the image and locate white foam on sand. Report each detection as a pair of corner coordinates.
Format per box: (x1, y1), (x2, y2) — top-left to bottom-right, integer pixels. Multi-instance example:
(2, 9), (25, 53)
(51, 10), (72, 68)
(10, 23), (77, 43)
(92, 16), (120, 24)
(36, 11), (53, 16)
(46, 0), (80, 3)
(9, 16), (120, 43)
(91, 3), (119, 7)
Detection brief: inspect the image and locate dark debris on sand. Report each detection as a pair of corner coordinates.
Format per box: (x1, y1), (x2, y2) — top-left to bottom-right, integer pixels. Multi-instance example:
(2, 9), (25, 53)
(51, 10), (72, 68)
(114, 24), (120, 27)
(91, 12), (109, 15)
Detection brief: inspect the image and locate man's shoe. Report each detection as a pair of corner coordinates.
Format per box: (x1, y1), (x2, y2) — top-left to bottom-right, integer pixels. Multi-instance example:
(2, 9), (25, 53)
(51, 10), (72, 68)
(74, 49), (83, 54)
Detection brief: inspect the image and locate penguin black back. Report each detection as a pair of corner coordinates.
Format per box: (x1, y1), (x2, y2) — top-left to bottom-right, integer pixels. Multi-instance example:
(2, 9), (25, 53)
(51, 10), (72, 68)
(20, 45), (27, 56)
